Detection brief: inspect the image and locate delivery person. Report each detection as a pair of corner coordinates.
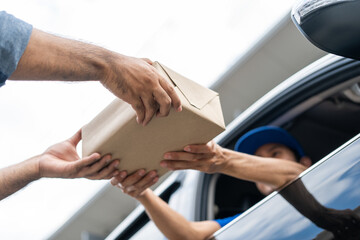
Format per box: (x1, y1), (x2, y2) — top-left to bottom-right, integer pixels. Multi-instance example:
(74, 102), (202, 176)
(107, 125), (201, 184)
(113, 126), (360, 239)
(111, 126), (313, 239)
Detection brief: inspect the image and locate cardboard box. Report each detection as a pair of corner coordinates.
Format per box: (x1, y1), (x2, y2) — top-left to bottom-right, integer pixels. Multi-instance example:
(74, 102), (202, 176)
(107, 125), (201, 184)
(82, 62), (225, 176)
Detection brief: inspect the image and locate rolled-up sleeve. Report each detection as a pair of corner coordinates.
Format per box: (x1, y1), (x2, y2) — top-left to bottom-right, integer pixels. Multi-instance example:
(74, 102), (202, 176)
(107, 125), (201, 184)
(213, 213), (241, 228)
(0, 11), (32, 87)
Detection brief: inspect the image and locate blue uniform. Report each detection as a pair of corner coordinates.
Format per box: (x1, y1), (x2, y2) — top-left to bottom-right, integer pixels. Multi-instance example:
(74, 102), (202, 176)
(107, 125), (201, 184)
(214, 213), (241, 228)
(0, 11), (32, 87)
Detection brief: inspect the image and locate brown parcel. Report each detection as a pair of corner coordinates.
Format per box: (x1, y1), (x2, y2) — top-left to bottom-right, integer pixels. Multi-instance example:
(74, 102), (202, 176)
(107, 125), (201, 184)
(82, 62), (225, 176)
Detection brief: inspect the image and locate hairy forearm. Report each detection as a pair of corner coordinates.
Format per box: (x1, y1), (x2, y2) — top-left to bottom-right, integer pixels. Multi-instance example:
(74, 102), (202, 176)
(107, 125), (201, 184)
(0, 156), (40, 200)
(9, 28), (116, 81)
(220, 149), (305, 188)
(137, 189), (217, 240)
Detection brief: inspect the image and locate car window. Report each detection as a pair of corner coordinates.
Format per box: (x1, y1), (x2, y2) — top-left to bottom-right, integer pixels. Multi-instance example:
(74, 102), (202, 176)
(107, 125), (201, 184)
(106, 178), (182, 240)
(206, 68), (360, 228)
(106, 57), (360, 239)
(211, 134), (360, 239)
(128, 221), (165, 240)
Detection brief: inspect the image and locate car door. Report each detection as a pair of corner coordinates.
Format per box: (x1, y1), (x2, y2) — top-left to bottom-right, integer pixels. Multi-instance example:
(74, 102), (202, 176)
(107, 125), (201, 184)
(106, 55), (360, 240)
(211, 133), (360, 239)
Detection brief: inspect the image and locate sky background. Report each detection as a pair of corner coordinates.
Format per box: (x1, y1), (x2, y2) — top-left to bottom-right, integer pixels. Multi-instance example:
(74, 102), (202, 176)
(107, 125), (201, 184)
(0, 0), (294, 239)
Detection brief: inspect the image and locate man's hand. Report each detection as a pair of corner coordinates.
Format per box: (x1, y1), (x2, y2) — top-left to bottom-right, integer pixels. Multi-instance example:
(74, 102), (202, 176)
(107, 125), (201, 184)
(110, 169), (159, 198)
(160, 141), (227, 173)
(38, 129), (119, 180)
(101, 56), (182, 126)
(11, 29), (181, 126)
(0, 129), (120, 200)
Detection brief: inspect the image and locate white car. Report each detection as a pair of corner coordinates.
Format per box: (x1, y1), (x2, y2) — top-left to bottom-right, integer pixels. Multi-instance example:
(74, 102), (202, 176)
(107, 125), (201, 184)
(105, 53), (360, 239)
(106, 1), (360, 238)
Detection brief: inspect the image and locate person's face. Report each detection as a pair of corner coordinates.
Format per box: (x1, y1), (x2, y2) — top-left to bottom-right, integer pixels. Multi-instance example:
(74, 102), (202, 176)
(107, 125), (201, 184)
(254, 143), (298, 196)
(255, 143), (298, 162)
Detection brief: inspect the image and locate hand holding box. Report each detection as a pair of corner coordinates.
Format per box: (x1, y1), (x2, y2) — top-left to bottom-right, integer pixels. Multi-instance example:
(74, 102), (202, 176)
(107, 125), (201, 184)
(82, 62), (225, 176)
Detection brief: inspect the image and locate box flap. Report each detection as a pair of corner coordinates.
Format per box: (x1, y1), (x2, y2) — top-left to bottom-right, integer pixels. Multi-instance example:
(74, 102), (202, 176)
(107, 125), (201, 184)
(83, 61), (226, 177)
(154, 62), (219, 110)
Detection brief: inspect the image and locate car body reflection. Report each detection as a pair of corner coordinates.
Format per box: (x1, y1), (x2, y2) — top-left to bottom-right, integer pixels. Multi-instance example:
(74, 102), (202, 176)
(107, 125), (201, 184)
(211, 134), (360, 239)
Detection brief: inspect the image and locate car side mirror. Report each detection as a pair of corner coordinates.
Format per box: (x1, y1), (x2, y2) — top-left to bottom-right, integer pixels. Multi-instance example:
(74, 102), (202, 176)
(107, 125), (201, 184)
(292, 0), (360, 60)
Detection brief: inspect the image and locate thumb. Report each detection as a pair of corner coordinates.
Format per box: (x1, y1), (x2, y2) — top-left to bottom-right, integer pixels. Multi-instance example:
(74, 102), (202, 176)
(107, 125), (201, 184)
(141, 58), (153, 65)
(68, 129), (82, 146)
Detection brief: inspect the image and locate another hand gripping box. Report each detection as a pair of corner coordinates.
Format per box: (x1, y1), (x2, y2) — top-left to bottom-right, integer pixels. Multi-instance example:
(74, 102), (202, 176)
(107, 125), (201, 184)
(82, 62), (225, 176)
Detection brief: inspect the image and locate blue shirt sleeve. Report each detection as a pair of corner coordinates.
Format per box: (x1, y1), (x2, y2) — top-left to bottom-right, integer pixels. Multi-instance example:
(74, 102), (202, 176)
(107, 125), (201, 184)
(213, 213), (241, 228)
(0, 11), (33, 87)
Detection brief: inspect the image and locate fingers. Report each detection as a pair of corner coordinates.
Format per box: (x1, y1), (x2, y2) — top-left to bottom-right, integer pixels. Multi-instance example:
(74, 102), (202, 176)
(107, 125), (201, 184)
(128, 170), (158, 191)
(120, 169), (146, 186)
(139, 174), (159, 192)
(86, 158), (120, 180)
(163, 151), (203, 161)
(141, 58), (153, 65)
(158, 77), (182, 113)
(160, 160), (200, 171)
(111, 171), (127, 186)
(141, 96), (158, 126)
(161, 142), (221, 173)
(111, 169), (159, 197)
(153, 87), (172, 118)
(102, 55), (182, 126)
(73, 153), (119, 179)
(74, 152), (101, 170)
(144, 58), (181, 116)
(134, 88), (173, 126)
(144, 79), (181, 122)
(183, 142), (215, 154)
(163, 145), (215, 160)
(130, 98), (146, 125)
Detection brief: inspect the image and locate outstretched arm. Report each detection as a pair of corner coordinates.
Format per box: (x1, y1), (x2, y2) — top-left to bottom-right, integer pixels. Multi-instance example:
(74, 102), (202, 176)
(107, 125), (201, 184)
(280, 179), (360, 239)
(111, 171), (221, 240)
(0, 129), (119, 201)
(161, 141), (306, 190)
(9, 28), (182, 125)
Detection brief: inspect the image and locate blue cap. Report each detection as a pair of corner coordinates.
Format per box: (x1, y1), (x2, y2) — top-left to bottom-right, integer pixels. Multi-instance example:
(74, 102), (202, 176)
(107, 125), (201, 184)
(234, 126), (305, 157)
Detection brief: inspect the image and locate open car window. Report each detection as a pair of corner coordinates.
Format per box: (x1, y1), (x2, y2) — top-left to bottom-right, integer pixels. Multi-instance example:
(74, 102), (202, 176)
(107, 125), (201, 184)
(205, 57), (360, 228)
(211, 133), (360, 239)
(106, 56), (360, 240)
